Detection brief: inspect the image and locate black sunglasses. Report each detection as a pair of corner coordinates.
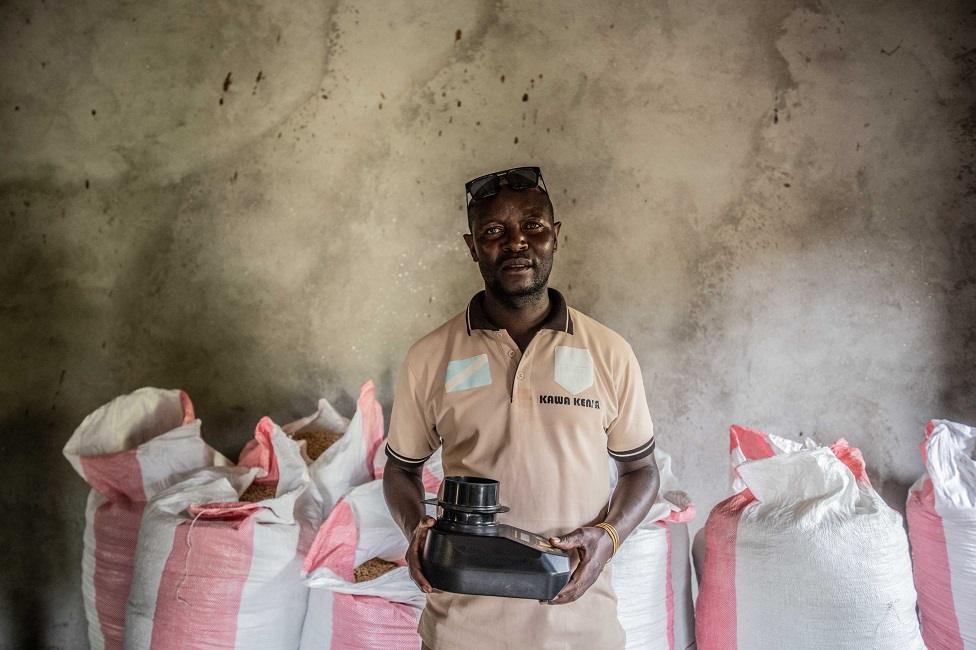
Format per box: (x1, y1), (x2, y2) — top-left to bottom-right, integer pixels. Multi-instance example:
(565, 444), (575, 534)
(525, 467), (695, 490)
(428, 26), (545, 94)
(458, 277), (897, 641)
(465, 166), (548, 205)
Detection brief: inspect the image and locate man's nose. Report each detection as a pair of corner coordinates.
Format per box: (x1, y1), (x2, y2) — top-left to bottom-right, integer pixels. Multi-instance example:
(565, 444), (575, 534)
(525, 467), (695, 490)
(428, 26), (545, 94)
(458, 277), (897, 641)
(502, 227), (527, 251)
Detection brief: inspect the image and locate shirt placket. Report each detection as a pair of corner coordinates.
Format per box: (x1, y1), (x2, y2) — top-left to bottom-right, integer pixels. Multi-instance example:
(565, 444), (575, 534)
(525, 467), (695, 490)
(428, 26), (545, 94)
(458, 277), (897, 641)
(496, 331), (539, 404)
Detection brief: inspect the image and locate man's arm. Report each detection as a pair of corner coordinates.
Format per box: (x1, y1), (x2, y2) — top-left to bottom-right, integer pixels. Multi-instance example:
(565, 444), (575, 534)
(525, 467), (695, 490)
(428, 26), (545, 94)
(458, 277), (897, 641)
(383, 457), (436, 593)
(547, 453), (660, 605)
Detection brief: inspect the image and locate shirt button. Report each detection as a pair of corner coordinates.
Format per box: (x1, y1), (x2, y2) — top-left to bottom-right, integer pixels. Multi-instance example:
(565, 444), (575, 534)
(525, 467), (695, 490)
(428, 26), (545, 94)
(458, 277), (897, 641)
(517, 371), (525, 380)
(507, 350), (516, 358)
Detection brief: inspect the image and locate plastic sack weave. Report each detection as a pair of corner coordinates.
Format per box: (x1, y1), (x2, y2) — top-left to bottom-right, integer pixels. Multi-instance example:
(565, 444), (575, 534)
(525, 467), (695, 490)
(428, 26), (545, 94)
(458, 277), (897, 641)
(300, 479), (430, 650)
(696, 425), (924, 650)
(125, 419), (321, 649)
(63, 387), (225, 650)
(609, 448), (696, 650)
(264, 379), (385, 517)
(907, 419), (976, 649)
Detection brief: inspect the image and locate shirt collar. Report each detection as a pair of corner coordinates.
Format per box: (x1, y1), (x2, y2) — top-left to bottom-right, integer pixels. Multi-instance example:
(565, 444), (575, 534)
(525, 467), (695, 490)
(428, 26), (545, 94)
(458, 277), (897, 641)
(465, 288), (574, 335)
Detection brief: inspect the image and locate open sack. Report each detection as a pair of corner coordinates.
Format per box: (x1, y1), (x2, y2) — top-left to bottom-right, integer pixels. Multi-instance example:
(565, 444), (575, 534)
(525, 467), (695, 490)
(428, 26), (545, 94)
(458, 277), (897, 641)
(300, 479), (433, 650)
(240, 379), (385, 518)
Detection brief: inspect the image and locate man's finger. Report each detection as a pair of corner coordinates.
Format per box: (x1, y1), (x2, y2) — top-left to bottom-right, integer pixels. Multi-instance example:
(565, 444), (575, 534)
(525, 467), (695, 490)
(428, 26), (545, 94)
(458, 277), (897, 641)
(408, 542), (433, 593)
(546, 561), (585, 605)
(410, 566), (440, 594)
(411, 518), (436, 551)
(408, 531), (424, 557)
(410, 565), (431, 590)
(549, 566), (600, 605)
(549, 528), (585, 550)
(415, 517), (436, 541)
(407, 517), (438, 593)
(410, 565), (434, 593)
(548, 584), (581, 605)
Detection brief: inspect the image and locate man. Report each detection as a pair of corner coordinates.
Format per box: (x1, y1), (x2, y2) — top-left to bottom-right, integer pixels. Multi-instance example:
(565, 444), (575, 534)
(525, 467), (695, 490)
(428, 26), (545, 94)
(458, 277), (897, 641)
(382, 166), (660, 649)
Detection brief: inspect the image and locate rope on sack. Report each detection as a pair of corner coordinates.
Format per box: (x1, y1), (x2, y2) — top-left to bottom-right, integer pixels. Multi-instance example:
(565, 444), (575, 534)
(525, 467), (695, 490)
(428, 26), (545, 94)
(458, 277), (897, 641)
(175, 509), (208, 607)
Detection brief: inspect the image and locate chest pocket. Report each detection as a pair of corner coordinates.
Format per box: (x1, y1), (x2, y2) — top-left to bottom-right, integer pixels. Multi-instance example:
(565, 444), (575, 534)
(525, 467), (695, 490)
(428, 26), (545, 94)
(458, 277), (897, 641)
(445, 354), (492, 393)
(554, 346), (593, 395)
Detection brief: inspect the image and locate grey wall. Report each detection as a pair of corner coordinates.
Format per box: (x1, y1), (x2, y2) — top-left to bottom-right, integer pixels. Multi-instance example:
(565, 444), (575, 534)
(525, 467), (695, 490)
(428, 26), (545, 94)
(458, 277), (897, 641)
(1, 0), (973, 646)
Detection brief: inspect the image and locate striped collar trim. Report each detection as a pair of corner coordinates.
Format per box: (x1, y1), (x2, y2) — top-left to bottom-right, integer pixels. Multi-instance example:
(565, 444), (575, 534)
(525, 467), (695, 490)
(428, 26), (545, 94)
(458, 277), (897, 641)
(465, 288), (574, 336)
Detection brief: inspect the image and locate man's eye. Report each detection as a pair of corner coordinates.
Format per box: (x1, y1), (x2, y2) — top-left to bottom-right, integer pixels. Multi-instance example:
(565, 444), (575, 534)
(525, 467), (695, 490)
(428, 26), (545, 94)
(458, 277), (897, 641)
(485, 226), (503, 236)
(525, 221), (543, 230)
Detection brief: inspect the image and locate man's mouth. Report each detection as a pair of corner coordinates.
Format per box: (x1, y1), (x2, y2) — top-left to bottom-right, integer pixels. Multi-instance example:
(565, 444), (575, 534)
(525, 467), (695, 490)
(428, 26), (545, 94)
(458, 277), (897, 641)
(500, 259), (533, 273)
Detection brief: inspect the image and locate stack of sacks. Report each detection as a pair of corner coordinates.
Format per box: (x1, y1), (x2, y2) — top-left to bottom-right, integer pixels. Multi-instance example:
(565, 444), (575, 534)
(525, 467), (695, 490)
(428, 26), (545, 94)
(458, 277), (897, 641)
(696, 425), (924, 650)
(63, 387), (227, 650)
(609, 450), (696, 650)
(274, 379), (386, 516)
(301, 479), (434, 650)
(125, 419), (322, 650)
(907, 419), (976, 649)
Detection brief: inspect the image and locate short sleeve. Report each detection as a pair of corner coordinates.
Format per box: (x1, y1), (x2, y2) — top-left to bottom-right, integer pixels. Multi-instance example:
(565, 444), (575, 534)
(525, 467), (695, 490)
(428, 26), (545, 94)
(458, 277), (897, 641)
(606, 344), (655, 462)
(385, 354), (441, 467)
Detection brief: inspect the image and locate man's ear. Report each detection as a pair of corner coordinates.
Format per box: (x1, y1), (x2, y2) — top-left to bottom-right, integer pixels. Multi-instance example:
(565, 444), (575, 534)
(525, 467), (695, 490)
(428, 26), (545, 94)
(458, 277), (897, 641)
(462, 233), (478, 262)
(553, 221), (562, 251)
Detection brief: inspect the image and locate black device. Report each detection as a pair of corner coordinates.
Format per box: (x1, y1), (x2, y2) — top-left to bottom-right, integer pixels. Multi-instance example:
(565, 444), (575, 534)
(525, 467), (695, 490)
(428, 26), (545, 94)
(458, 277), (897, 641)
(420, 476), (571, 601)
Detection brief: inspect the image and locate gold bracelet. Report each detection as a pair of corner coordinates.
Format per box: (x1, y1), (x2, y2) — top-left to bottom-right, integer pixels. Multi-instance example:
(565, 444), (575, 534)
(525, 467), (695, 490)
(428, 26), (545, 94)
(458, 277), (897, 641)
(594, 522), (620, 557)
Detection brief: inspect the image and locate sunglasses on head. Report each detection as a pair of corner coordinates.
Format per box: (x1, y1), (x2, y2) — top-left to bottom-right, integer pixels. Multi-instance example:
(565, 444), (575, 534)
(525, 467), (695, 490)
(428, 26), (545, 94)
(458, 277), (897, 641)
(465, 166), (548, 205)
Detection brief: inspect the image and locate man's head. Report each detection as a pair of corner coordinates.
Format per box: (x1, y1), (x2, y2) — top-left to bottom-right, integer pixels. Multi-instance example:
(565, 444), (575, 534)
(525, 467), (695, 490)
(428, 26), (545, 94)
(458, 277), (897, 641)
(462, 168), (560, 303)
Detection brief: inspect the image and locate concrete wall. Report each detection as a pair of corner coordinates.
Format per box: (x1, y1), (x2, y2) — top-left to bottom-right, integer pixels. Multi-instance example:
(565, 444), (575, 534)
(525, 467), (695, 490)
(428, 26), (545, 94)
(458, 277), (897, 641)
(1, 0), (973, 646)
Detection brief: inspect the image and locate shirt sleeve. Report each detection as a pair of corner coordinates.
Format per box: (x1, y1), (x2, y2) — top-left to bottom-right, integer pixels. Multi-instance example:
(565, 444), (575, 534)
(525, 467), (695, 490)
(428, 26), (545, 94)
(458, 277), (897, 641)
(606, 343), (655, 462)
(385, 353), (441, 468)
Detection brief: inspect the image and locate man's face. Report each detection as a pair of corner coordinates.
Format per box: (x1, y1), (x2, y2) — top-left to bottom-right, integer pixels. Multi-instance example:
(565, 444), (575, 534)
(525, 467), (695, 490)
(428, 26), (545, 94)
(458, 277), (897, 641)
(463, 186), (561, 299)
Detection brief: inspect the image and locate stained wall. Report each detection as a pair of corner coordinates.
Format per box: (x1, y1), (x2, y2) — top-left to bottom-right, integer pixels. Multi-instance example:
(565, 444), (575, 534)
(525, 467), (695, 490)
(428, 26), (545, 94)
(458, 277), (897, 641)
(1, 1), (974, 645)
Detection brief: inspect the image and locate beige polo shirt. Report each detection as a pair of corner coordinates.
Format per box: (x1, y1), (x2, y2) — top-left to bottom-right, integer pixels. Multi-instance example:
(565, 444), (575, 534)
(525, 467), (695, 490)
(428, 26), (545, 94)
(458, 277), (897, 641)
(387, 288), (655, 650)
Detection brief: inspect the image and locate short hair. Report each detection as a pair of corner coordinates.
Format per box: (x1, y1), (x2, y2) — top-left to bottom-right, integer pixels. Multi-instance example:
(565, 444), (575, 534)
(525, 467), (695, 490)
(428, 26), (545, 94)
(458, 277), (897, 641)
(466, 188), (555, 231)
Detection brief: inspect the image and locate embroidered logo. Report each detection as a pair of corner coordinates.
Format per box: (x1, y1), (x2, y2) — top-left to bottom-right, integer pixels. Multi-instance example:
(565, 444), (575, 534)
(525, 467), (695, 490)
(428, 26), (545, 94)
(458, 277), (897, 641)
(445, 354), (491, 393)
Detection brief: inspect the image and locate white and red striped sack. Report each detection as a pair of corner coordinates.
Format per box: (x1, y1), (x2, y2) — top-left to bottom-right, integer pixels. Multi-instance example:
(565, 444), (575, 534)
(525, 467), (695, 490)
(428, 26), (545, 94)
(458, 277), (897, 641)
(907, 419), (976, 650)
(63, 387), (226, 650)
(610, 449), (696, 650)
(125, 418), (322, 650)
(300, 479), (432, 650)
(696, 425), (924, 650)
(372, 442), (444, 494)
(614, 523), (694, 650)
(268, 379), (385, 517)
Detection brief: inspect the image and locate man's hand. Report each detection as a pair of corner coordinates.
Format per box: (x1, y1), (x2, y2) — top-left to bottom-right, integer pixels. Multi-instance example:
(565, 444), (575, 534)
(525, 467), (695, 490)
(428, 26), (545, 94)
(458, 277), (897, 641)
(383, 457), (439, 595)
(407, 515), (438, 594)
(545, 526), (614, 605)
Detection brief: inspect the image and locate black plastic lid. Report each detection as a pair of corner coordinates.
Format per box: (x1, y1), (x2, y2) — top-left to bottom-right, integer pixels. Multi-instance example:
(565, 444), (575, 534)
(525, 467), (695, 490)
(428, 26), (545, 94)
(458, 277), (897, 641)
(422, 476), (510, 517)
(443, 476), (502, 511)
